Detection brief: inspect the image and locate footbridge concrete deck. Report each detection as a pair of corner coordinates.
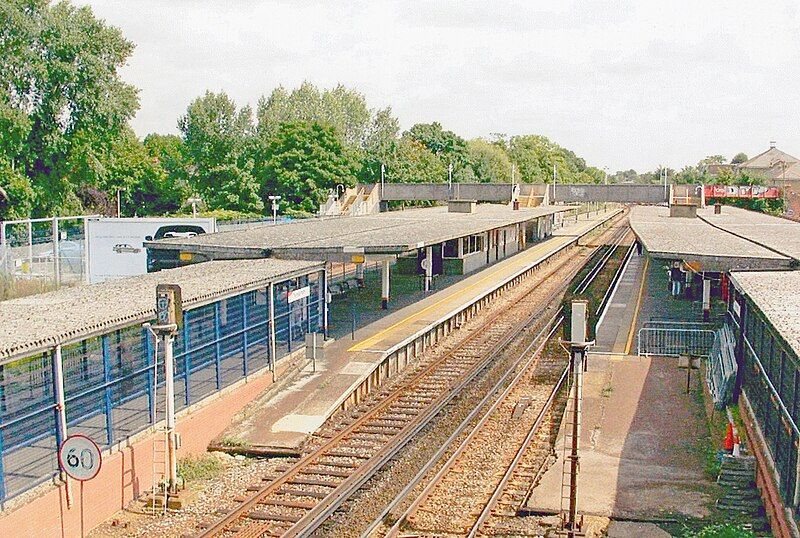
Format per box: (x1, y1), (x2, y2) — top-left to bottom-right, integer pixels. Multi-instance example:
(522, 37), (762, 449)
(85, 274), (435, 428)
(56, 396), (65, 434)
(215, 209), (623, 453)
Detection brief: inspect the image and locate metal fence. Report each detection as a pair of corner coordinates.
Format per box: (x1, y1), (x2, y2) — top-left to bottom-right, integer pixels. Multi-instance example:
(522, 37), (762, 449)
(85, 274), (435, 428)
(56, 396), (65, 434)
(637, 321), (717, 357)
(0, 270), (324, 502)
(0, 216), (94, 289)
(735, 298), (800, 507)
(706, 325), (737, 408)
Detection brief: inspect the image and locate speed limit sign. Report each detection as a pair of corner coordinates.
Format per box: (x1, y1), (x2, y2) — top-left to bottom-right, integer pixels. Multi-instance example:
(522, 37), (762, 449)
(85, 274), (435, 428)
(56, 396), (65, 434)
(58, 434), (102, 481)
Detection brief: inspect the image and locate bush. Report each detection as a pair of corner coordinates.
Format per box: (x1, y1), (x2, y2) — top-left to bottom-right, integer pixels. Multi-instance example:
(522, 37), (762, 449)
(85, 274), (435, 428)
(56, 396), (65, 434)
(177, 454), (225, 482)
(683, 524), (755, 538)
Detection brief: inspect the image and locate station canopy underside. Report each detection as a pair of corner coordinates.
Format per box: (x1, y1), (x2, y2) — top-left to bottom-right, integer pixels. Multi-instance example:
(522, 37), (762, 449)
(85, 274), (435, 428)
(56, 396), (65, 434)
(144, 204), (575, 261)
(630, 205), (797, 272)
(0, 258), (323, 363)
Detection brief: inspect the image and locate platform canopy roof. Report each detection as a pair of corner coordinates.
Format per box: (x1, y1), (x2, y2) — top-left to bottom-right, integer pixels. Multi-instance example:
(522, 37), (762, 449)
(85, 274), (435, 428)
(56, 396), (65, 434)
(145, 204), (574, 261)
(730, 270), (800, 359)
(0, 258), (322, 363)
(630, 205), (794, 271)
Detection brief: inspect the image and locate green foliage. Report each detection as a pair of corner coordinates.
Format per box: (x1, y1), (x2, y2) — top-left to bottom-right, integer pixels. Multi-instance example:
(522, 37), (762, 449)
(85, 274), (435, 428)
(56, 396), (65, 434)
(385, 137), (447, 184)
(466, 138), (511, 183)
(260, 121), (357, 213)
(177, 454), (225, 482)
(682, 524), (755, 538)
(1, 0), (139, 216)
(730, 152), (748, 164)
(179, 91), (263, 213)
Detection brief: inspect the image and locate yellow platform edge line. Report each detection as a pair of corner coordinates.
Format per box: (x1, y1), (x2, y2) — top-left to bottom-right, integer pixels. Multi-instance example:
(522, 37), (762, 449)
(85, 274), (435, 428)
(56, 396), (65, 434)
(624, 256), (649, 355)
(348, 211), (619, 353)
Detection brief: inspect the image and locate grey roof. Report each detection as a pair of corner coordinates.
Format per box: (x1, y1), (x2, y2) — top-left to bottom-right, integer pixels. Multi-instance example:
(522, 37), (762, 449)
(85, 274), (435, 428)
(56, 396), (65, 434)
(699, 206), (800, 261)
(730, 271), (800, 359)
(629, 205), (787, 267)
(0, 258), (322, 363)
(145, 204), (573, 257)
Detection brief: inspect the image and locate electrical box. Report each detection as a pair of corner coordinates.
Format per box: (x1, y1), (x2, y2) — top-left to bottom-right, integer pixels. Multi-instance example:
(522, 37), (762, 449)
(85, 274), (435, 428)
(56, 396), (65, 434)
(570, 300), (588, 345)
(156, 284), (183, 328)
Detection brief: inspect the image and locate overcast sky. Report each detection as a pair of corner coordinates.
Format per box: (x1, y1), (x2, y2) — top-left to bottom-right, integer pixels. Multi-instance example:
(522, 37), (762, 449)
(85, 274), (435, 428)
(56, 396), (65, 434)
(80, 0), (800, 172)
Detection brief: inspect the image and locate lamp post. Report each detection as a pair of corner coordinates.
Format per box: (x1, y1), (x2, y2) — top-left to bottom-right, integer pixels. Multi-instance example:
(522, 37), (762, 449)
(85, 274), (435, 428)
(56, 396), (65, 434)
(268, 195), (281, 225)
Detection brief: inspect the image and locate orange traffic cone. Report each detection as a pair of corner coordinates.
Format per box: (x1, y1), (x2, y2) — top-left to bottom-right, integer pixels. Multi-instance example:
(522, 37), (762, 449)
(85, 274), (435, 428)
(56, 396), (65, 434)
(723, 422), (734, 452)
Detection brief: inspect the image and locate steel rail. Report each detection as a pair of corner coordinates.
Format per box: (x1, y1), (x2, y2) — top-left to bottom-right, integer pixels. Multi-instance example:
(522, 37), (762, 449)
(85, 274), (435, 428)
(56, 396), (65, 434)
(361, 216), (629, 538)
(198, 239), (582, 538)
(382, 312), (565, 538)
(466, 360), (570, 537)
(286, 261), (590, 538)
(366, 218), (631, 538)
(357, 308), (564, 538)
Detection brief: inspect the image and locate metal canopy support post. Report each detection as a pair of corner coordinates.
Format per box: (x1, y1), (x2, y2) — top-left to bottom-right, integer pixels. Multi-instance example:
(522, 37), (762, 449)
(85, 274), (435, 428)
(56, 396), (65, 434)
(381, 260), (390, 309)
(213, 302), (222, 390)
(424, 245), (433, 292)
(269, 282), (277, 382)
(702, 276), (711, 322)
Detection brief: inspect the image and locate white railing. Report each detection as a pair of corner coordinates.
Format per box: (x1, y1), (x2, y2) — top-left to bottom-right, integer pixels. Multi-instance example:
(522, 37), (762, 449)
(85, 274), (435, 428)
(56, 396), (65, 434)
(637, 326), (717, 357)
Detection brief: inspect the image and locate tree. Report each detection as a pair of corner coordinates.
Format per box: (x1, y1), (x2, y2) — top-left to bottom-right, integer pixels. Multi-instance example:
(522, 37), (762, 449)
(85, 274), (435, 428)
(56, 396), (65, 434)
(508, 135), (567, 183)
(731, 152), (748, 165)
(1, 0), (139, 215)
(179, 91), (262, 212)
(360, 106), (400, 183)
(260, 121), (358, 213)
(385, 137), (447, 184)
(466, 138), (511, 183)
(405, 122), (469, 180)
(256, 82), (372, 149)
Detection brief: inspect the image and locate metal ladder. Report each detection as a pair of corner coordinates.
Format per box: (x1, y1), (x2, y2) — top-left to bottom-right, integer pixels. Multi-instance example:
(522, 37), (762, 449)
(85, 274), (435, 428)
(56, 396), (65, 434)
(559, 362), (583, 529)
(149, 334), (169, 515)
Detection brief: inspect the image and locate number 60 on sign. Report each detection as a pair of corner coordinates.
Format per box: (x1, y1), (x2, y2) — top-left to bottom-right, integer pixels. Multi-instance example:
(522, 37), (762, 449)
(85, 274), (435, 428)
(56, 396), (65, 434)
(58, 434), (102, 481)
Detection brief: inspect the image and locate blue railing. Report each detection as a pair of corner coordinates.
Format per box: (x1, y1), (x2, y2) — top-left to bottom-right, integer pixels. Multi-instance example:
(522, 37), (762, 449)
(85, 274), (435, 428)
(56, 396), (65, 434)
(0, 270), (324, 502)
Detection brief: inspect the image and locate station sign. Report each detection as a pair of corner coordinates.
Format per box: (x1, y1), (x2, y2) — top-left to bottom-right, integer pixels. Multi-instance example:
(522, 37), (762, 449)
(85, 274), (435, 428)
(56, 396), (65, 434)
(58, 434), (102, 481)
(288, 286), (311, 303)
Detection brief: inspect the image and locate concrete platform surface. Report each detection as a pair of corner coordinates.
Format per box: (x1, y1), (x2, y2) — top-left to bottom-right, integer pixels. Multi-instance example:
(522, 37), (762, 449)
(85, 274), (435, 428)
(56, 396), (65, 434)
(607, 521), (671, 538)
(526, 354), (716, 519)
(216, 210), (620, 452)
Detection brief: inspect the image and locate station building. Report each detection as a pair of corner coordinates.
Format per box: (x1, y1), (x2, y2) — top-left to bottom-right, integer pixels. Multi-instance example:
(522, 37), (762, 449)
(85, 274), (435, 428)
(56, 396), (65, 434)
(631, 203), (800, 533)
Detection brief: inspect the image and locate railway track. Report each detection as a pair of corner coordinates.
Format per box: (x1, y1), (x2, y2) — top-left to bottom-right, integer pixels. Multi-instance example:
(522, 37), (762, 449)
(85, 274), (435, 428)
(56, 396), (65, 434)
(366, 225), (634, 538)
(195, 213), (629, 538)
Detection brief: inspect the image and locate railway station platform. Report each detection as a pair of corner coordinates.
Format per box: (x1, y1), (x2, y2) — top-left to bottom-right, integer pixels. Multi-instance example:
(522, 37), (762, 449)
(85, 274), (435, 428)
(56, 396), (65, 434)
(526, 353), (717, 519)
(526, 241), (719, 523)
(216, 208), (623, 454)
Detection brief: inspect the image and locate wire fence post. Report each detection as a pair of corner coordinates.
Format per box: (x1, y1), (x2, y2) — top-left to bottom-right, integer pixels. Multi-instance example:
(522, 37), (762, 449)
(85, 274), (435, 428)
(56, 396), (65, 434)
(144, 328), (155, 424)
(269, 282), (277, 382)
(214, 302), (222, 390)
(101, 335), (114, 446)
(52, 217), (60, 288)
(242, 295), (249, 378)
(182, 318), (190, 406)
